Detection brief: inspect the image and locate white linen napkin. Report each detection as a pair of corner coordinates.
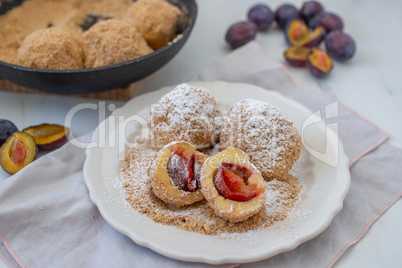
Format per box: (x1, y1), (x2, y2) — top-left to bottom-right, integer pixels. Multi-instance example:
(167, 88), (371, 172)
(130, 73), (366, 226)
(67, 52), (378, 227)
(0, 42), (401, 268)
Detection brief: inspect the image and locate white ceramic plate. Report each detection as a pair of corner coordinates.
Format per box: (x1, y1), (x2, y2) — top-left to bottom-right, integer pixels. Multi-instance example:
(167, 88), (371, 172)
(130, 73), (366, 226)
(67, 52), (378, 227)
(83, 81), (350, 264)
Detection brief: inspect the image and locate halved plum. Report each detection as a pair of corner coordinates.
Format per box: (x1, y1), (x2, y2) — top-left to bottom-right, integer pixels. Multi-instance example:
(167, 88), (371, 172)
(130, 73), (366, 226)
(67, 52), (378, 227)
(284, 46), (310, 66)
(167, 147), (202, 192)
(285, 19), (309, 45)
(23, 123), (69, 150)
(0, 131), (37, 174)
(167, 153), (190, 191)
(214, 162), (257, 202)
(306, 47), (333, 77)
(296, 26), (326, 47)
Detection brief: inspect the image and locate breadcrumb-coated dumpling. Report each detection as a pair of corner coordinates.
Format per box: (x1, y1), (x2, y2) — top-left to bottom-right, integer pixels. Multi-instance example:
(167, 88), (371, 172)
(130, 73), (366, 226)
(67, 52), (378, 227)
(150, 83), (222, 149)
(17, 27), (84, 70)
(124, 0), (182, 50)
(220, 98), (302, 180)
(83, 19), (153, 68)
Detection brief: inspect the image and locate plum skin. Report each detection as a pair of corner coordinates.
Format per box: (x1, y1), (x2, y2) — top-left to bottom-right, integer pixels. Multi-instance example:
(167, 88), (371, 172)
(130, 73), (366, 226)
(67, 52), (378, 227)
(225, 21), (258, 49)
(247, 4), (275, 31)
(300, 1), (324, 24)
(23, 123), (70, 150)
(309, 12), (343, 33)
(0, 119), (18, 146)
(36, 132), (69, 150)
(325, 30), (356, 60)
(275, 4), (300, 29)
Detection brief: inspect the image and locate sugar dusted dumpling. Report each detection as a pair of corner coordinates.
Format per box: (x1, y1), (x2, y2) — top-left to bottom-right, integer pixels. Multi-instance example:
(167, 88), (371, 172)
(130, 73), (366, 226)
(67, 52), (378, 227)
(220, 98), (302, 180)
(150, 83), (222, 149)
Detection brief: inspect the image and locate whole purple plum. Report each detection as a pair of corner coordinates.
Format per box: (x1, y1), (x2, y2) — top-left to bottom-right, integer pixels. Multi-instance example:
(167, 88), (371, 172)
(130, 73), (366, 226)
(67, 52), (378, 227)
(309, 12), (343, 33)
(325, 30), (356, 60)
(300, 1), (324, 24)
(247, 4), (275, 31)
(275, 4), (300, 29)
(225, 21), (258, 49)
(0, 119), (18, 146)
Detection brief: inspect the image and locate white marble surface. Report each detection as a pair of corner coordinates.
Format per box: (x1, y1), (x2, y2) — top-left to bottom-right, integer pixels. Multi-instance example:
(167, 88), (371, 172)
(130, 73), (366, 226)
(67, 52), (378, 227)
(0, 0), (401, 267)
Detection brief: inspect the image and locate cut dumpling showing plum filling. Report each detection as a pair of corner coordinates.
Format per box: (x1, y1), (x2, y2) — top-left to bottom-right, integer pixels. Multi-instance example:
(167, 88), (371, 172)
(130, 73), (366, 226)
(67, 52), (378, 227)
(150, 141), (207, 207)
(201, 147), (266, 223)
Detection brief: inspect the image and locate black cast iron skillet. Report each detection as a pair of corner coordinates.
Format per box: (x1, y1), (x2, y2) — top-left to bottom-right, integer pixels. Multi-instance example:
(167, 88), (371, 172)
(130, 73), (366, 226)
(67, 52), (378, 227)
(0, 0), (197, 94)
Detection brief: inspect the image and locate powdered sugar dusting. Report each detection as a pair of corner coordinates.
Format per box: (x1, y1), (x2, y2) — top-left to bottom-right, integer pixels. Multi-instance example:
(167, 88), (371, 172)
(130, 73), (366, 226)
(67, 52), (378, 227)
(102, 175), (138, 218)
(150, 83), (222, 149)
(156, 83), (218, 123)
(119, 90), (304, 238)
(121, 140), (303, 237)
(220, 98), (302, 180)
